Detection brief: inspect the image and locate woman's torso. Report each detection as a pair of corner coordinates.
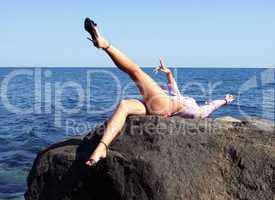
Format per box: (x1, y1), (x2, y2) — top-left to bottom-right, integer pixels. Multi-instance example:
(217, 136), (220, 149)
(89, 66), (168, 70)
(163, 88), (201, 118)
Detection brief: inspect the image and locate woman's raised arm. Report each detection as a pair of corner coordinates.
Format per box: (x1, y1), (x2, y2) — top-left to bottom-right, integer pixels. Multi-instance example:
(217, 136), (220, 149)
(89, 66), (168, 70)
(153, 59), (181, 96)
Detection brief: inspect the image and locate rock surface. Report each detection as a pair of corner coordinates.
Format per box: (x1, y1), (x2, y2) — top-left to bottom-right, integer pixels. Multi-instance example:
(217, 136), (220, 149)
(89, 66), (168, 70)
(25, 116), (275, 200)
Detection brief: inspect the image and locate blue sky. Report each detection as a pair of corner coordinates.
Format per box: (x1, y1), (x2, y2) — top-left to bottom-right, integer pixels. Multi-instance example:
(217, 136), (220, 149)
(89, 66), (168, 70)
(0, 0), (274, 67)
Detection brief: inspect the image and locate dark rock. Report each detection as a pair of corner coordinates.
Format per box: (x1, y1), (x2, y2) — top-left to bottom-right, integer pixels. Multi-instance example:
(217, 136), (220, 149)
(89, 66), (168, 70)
(25, 115), (275, 200)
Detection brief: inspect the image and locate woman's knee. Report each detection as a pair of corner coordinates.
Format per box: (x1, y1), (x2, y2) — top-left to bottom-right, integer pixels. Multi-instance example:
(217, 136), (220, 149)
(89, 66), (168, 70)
(118, 99), (146, 115)
(117, 99), (136, 114)
(117, 100), (129, 112)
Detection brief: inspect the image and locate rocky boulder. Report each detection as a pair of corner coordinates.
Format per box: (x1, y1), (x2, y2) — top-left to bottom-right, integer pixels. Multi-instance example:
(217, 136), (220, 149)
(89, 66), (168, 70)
(25, 116), (275, 200)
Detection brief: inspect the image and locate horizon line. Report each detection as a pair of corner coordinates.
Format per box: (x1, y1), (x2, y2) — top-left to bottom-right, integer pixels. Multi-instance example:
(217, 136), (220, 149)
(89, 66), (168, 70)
(0, 66), (274, 68)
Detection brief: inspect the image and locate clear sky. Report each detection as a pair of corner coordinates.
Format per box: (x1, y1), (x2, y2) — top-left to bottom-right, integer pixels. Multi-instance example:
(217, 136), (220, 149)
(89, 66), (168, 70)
(0, 0), (274, 67)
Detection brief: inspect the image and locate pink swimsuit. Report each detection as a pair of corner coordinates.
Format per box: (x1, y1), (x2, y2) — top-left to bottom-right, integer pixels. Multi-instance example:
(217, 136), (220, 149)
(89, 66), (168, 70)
(162, 82), (224, 119)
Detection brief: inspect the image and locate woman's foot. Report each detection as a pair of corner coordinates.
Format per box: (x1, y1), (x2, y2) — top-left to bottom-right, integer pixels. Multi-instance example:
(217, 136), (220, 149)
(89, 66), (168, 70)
(84, 18), (110, 49)
(224, 94), (235, 105)
(86, 142), (108, 167)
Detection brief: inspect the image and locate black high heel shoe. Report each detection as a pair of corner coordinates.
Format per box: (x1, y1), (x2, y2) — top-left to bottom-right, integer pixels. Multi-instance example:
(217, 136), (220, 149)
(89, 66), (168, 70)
(84, 17), (98, 46)
(84, 17), (111, 50)
(86, 141), (108, 167)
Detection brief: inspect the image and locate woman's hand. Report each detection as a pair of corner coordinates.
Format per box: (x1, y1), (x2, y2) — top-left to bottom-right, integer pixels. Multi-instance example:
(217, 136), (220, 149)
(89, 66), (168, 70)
(153, 59), (171, 75)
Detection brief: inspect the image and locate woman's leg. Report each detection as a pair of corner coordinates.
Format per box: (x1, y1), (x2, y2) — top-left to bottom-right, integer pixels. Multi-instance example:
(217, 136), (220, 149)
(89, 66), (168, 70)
(87, 22), (182, 116)
(104, 45), (178, 114)
(86, 99), (147, 166)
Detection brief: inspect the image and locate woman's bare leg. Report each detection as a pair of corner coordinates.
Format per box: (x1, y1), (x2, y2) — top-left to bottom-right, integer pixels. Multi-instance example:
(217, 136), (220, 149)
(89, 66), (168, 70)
(86, 99), (146, 166)
(104, 45), (176, 113)
(85, 19), (182, 166)
(87, 22), (182, 116)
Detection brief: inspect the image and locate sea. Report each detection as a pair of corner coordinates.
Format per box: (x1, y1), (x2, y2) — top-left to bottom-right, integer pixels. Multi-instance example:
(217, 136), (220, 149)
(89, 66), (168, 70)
(0, 67), (274, 199)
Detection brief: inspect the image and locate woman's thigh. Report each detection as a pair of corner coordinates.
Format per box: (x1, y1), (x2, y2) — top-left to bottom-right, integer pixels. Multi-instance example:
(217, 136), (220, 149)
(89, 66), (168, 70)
(132, 70), (179, 115)
(120, 99), (147, 115)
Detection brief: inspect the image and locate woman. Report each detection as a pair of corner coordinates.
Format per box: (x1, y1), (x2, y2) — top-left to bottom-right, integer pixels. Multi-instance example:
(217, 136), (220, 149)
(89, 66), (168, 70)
(84, 18), (235, 166)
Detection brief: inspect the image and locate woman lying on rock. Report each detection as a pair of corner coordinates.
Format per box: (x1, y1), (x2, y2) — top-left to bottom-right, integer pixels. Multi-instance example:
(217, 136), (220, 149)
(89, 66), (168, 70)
(84, 18), (235, 166)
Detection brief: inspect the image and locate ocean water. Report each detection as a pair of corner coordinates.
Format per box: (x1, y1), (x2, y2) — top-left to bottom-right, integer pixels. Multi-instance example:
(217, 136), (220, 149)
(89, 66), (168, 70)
(0, 67), (274, 199)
